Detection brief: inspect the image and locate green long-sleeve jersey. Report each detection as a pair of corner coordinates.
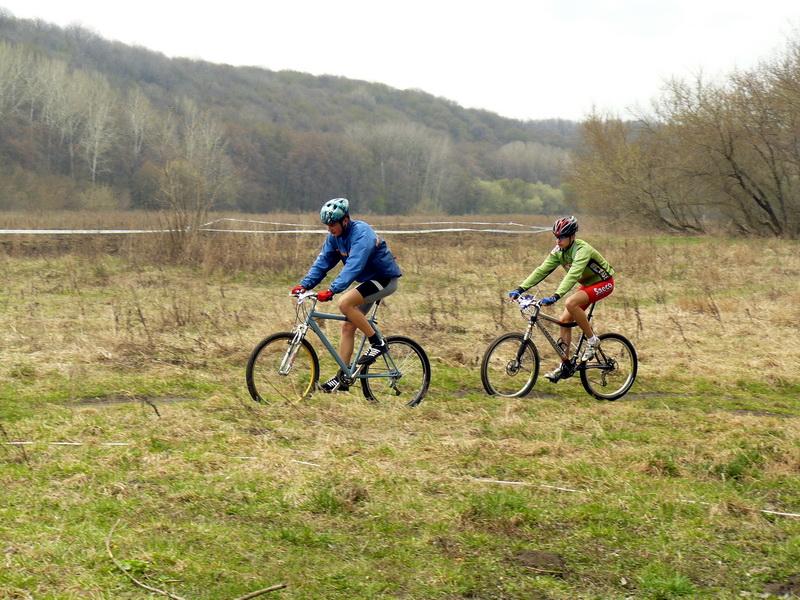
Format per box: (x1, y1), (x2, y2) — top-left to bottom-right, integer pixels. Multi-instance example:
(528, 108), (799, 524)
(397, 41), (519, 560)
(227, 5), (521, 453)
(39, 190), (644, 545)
(519, 239), (615, 297)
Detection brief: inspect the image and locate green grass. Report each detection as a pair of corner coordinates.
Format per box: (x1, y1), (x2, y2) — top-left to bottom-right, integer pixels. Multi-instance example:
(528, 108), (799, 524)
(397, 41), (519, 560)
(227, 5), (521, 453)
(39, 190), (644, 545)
(2, 365), (798, 598)
(1, 235), (800, 598)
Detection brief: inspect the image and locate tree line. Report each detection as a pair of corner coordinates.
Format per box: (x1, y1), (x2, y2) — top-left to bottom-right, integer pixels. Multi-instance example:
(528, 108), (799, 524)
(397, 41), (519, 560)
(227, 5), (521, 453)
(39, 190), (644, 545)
(0, 11), (577, 217)
(569, 34), (800, 238)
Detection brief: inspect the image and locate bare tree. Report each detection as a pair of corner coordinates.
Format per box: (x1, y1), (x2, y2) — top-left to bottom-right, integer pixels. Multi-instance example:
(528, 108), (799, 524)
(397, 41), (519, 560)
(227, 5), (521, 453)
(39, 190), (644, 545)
(656, 66), (800, 237)
(124, 87), (157, 167)
(34, 59), (86, 177)
(78, 72), (118, 184)
(489, 141), (570, 186)
(569, 113), (706, 232)
(0, 42), (29, 119)
(346, 122), (455, 213)
(155, 99), (237, 255)
(571, 32), (800, 238)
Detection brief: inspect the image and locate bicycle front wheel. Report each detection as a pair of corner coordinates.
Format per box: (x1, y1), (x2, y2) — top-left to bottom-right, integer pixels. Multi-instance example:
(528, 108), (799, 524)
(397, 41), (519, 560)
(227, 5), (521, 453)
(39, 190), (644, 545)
(361, 336), (430, 407)
(246, 332), (319, 403)
(481, 333), (540, 397)
(580, 332), (637, 400)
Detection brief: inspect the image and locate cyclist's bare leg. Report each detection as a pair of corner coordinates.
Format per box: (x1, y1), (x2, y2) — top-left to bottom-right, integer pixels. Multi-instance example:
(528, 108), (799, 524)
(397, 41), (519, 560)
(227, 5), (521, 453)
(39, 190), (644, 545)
(547, 291), (593, 381)
(565, 290), (594, 339)
(339, 320), (357, 364)
(546, 305), (578, 382)
(337, 288), (376, 360)
(557, 307), (572, 352)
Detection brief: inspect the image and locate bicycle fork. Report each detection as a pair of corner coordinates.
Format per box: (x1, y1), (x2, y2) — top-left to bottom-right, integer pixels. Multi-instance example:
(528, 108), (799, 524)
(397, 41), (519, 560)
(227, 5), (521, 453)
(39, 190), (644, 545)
(279, 324), (308, 375)
(508, 324), (536, 372)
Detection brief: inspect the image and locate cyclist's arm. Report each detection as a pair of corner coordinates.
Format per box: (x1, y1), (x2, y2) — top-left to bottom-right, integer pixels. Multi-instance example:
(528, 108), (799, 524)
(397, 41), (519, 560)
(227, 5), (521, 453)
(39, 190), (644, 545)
(300, 236), (340, 289)
(555, 245), (591, 297)
(519, 251), (560, 290)
(329, 226), (375, 293)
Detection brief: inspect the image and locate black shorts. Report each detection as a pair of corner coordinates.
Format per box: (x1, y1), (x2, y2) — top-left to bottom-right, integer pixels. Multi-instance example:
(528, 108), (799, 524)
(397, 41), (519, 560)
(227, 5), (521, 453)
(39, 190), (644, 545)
(355, 277), (399, 312)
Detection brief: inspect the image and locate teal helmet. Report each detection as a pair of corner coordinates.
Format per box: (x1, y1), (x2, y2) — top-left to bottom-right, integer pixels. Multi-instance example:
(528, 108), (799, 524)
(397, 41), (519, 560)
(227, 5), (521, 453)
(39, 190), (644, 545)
(320, 197), (350, 224)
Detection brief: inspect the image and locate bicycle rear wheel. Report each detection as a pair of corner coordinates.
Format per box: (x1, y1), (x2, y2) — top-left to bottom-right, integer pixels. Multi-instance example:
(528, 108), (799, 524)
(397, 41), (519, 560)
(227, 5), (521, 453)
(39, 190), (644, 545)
(481, 333), (540, 397)
(580, 332), (637, 400)
(360, 336), (430, 407)
(246, 332), (319, 403)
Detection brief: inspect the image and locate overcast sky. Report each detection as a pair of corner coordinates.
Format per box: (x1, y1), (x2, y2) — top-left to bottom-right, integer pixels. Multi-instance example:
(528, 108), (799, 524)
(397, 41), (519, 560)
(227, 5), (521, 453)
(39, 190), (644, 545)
(1, 0), (798, 121)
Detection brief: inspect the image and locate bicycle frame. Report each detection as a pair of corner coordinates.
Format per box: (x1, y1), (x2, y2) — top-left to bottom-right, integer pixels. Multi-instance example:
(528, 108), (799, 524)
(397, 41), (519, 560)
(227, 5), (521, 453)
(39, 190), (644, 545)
(285, 291), (396, 383)
(481, 293), (636, 400)
(516, 295), (595, 365)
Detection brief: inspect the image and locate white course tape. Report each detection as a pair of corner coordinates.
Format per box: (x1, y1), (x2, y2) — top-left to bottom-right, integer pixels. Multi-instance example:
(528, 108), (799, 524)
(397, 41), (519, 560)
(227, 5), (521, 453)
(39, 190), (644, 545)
(201, 218), (314, 228)
(202, 218), (544, 229)
(0, 229), (170, 235)
(405, 220), (539, 227)
(0, 220), (550, 236)
(199, 226), (550, 235)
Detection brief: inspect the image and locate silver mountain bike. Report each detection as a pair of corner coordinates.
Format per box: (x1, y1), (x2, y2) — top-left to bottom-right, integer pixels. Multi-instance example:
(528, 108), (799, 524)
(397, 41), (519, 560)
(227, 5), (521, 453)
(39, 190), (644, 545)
(481, 294), (637, 400)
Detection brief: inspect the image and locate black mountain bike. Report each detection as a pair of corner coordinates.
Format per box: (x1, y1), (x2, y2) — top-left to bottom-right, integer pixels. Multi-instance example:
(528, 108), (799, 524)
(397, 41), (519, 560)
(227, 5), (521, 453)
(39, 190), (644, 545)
(481, 294), (637, 400)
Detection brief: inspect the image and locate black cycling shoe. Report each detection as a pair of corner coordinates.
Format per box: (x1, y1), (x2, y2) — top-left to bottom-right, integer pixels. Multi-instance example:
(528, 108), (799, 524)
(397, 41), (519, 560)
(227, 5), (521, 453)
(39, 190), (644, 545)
(357, 340), (388, 365)
(321, 373), (349, 393)
(544, 362), (574, 383)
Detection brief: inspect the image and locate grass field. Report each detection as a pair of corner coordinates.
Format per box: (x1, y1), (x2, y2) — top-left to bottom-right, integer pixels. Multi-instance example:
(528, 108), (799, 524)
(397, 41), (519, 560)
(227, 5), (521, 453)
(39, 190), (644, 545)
(1, 213), (799, 599)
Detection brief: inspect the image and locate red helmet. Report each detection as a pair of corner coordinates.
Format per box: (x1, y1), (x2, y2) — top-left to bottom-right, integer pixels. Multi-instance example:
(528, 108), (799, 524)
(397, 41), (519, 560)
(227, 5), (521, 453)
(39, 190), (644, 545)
(552, 216), (578, 238)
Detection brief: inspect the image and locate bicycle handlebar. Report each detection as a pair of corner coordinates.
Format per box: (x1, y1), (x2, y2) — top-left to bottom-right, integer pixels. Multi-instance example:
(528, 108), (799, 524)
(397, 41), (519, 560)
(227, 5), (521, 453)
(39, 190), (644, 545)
(513, 294), (539, 308)
(511, 294), (545, 316)
(291, 290), (319, 303)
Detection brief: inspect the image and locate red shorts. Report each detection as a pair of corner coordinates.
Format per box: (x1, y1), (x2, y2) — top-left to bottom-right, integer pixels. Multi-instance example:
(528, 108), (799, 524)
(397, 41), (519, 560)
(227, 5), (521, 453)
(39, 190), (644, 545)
(579, 277), (615, 306)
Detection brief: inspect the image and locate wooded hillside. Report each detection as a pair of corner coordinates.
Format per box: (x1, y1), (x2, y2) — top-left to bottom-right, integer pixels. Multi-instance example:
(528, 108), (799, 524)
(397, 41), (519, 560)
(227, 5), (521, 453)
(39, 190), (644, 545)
(0, 10), (579, 215)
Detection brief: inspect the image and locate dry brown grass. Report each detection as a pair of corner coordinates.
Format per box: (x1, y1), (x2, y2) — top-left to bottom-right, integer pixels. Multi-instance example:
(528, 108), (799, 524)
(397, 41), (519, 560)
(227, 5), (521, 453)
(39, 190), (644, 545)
(1, 211), (799, 389)
(2, 213), (799, 598)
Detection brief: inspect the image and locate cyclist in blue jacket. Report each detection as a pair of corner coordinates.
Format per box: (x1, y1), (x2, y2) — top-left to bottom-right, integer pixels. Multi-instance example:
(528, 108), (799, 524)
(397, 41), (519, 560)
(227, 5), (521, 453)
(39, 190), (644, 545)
(291, 198), (402, 392)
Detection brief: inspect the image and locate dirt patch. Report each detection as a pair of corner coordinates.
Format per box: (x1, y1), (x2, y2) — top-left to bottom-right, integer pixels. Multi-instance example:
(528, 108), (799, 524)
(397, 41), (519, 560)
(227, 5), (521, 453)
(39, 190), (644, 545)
(432, 536), (462, 558)
(764, 574), (800, 597)
(72, 395), (194, 406)
(246, 427), (272, 436)
(729, 409), (796, 418)
(512, 550), (567, 577)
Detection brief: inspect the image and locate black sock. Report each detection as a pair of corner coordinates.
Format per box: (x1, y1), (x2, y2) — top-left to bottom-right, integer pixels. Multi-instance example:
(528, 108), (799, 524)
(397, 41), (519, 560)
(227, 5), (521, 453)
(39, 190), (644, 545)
(369, 333), (382, 345)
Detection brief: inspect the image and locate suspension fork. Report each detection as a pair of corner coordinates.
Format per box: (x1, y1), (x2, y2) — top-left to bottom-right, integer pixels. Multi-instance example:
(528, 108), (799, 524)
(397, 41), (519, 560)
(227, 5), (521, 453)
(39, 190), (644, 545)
(279, 323), (309, 375)
(515, 321), (536, 362)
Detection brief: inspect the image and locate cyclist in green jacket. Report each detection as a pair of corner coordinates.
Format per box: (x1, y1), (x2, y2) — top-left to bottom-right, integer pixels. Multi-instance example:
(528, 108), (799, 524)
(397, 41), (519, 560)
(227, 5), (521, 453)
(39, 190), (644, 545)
(508, 216), (615, 382)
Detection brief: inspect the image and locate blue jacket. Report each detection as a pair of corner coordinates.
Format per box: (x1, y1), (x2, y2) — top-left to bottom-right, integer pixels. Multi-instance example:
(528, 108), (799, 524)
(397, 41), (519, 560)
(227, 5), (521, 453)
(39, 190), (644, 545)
(300, 220), (402, 294)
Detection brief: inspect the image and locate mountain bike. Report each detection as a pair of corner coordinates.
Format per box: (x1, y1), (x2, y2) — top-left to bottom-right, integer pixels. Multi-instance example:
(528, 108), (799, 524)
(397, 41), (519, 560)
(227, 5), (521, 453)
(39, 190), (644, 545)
(246, 290), (430, 406)
(481, 294), (637, 400)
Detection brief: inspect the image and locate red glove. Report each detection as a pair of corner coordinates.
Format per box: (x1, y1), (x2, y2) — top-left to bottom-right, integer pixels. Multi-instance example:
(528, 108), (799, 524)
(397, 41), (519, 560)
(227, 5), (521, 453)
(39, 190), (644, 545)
(317, 290), (334, 302)
(290, 285), (305, 295)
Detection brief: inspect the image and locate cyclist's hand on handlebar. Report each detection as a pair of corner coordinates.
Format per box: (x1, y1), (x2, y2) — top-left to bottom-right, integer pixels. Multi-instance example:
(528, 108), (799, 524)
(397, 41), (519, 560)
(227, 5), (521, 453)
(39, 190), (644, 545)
(539, 294), (560, 306)
(291, 285), (306, 296)
(317, 289), (334, 302)
(507, 287), (524, 300)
